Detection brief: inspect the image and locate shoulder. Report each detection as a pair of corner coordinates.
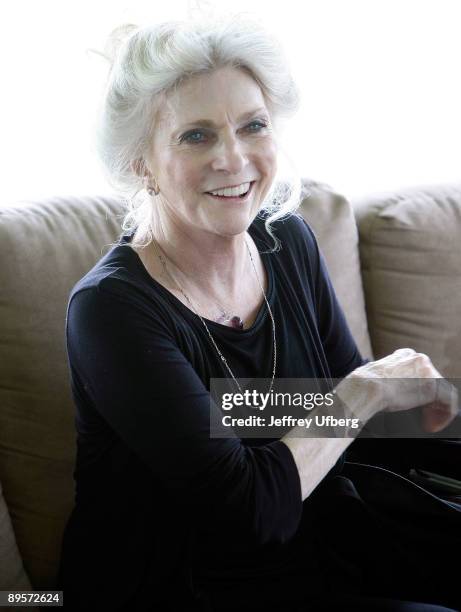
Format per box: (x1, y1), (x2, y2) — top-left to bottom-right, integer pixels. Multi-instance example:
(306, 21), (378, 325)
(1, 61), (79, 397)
(66, 274), (175, 357)
(66, 236), (185, 350)
(69, 234), (131, 294)
(252, 212), (320, 276)
(68, 225), (161, 306)
(278, 212), (318, 250)
(67, 239), (167, 328)
(253, 211), (318, 251)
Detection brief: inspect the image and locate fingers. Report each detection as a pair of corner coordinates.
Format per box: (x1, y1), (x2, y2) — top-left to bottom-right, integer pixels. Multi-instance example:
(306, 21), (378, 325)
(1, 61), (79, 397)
(436, 378), (459, 424)
(388, 349), (443, 379)
(422, 401), (454, 433)
(351, 349), (457, 427)
(375, 348), (415, 367)
(393, 348), (416, 357)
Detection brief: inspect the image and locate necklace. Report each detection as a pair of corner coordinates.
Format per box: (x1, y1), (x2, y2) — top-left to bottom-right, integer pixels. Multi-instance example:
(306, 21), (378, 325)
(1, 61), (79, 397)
(210, 243), (251, 329)
(211, 296), (245, 330)
(151, 235), (277, 395)
(214, 308), (244, 329)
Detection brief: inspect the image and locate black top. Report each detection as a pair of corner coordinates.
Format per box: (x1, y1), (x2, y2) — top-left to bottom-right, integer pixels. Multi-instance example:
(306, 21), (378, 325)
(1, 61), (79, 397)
(57, 212), (365, 611)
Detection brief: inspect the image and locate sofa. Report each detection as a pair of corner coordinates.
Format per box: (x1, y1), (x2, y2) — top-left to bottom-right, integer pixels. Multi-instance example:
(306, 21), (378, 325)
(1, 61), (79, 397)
(1, 178), (460, 596)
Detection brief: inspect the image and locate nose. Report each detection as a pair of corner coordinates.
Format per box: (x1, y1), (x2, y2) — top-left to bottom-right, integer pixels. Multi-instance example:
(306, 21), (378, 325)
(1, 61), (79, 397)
(210, 131), (247, 175)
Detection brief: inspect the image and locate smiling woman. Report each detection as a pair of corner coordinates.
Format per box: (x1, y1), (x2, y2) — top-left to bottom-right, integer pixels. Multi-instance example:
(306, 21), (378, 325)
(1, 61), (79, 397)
(56, 9), (461, 612)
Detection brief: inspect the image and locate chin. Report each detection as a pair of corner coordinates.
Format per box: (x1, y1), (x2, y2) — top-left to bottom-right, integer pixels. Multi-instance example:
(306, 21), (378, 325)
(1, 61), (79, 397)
(213, 216), (252, 237)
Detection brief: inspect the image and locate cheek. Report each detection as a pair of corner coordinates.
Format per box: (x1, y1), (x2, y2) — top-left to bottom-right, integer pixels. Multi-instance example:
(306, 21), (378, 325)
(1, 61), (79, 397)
(181, 170), (204, 195)
(164, 159), (199, 192)
(261, 153), (277, 180)
(259, 140), (278, 173)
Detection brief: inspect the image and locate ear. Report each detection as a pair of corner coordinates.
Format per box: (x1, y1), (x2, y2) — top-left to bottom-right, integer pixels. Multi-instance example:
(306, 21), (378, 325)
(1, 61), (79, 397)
(131, 158), (152, 179)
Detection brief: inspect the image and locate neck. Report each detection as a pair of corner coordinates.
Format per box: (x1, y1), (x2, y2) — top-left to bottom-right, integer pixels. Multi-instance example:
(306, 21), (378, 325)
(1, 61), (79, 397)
(140, 208), (254, 301)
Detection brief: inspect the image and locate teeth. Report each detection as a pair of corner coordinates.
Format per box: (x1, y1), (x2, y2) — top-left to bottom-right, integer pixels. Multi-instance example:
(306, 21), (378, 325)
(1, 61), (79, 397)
(208, 182), (251, 197)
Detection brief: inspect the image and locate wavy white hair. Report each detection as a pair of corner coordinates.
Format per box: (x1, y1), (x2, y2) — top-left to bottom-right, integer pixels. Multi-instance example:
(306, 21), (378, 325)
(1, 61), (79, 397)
(92, 11), (308, 252)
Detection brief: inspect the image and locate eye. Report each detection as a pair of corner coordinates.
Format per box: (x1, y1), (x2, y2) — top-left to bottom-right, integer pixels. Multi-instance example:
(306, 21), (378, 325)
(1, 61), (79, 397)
(246, 120), (268, 132)
(181, 129), (207, 144)
(179, 120), (269, 145)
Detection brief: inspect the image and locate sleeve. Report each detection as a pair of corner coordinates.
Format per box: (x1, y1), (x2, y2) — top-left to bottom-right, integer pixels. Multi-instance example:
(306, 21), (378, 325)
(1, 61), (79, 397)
(66, 279), (303, 546)
(297, 216), (369, 377)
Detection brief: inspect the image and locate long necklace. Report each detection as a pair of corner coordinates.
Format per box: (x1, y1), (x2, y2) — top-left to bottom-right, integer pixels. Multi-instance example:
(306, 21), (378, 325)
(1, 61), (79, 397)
(152, 235), (277, 395)
(211, 297), (245, 330)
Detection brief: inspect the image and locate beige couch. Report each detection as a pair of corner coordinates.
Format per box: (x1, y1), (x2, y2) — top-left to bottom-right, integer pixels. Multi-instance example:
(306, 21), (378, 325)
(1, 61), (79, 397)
(1, 179), (460, 593)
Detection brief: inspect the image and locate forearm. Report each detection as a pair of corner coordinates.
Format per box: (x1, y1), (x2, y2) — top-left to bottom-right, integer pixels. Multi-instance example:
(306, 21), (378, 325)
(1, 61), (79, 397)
(280, 376), (382, 501)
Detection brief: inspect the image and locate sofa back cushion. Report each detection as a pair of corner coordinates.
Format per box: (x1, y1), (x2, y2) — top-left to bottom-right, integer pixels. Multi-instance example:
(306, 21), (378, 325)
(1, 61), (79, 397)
(297, 179), (373, 361)
(0, 479), (33, 590)
(354, 183), (461, 377)
(0, 195), (124, 587)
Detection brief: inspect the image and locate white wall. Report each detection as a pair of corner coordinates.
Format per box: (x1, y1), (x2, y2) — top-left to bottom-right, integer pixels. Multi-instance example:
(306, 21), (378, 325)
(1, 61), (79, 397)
(1, 0), (460, 206)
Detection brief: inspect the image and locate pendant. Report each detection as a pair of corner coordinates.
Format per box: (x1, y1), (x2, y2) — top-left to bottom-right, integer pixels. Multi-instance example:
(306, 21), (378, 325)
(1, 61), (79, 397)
(216, 312), (244, 329)
(230, 316), (244, 330)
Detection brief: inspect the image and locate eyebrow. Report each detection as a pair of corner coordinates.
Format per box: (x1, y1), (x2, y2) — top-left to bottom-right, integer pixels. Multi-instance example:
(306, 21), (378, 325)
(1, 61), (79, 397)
(177, 107), (269, 130)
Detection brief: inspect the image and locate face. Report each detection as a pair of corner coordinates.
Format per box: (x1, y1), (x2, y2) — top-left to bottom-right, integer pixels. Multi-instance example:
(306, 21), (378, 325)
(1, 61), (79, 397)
(144, 65), (278, 237)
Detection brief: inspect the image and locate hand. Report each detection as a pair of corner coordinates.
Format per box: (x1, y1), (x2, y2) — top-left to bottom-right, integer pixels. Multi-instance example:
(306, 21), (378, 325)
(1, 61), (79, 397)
(348, 348), (459, 433)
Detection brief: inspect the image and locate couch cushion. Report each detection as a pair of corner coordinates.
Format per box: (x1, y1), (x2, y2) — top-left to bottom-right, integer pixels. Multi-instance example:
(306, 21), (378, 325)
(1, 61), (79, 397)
(297, 179), (373, 361)
(0, 479), (32, 591)
(353, 183), (461, 377)
(0, 195), (125, 587)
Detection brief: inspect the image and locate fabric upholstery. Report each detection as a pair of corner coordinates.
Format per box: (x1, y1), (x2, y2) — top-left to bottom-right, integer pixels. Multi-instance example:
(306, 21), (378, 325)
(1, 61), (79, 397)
(353, 183), (461, 377)
(297, 179), (374, 360)
(0, 479), (32, 591)
(0, 195), (124, 588)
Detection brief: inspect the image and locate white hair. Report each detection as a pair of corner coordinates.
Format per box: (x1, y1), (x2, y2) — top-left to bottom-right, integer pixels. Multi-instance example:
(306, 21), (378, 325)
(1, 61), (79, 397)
(92, 11), (307, 252)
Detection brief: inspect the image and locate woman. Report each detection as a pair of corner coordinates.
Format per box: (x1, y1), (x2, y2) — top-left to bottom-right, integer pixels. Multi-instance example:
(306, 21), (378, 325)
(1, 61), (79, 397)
(57, 13), (461, 612)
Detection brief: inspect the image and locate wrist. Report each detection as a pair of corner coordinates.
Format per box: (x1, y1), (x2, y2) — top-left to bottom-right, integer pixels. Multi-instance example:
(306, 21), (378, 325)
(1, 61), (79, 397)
(333, 374), (383, 423)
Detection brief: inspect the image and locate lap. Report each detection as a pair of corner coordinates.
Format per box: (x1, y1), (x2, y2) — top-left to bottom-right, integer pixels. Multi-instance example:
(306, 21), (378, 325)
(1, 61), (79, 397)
(304, 450), (461, 611)
(198, 439), (461, 612)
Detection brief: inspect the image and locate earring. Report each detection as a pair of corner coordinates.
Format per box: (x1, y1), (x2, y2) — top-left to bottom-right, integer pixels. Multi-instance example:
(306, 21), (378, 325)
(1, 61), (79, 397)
(144, 174), (160, 196)
(146, 181), (160, 196)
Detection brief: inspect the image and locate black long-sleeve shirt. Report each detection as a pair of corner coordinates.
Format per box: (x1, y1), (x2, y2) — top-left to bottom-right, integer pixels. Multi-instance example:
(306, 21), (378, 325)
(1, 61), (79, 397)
(57, 212), (365, 611)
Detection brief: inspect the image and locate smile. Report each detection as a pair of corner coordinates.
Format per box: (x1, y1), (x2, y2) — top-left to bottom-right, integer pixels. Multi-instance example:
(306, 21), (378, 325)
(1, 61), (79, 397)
(205, 181), (255, 202)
